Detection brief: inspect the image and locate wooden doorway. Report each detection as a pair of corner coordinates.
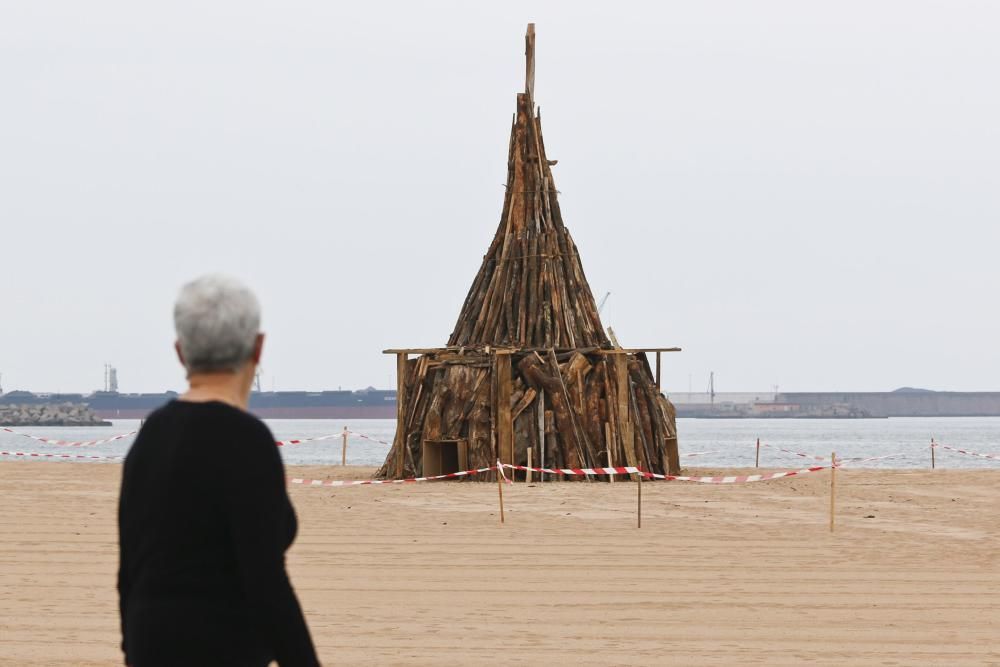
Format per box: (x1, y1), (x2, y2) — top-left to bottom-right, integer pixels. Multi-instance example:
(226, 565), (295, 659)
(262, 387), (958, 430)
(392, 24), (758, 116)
(422, 439), (469, 477)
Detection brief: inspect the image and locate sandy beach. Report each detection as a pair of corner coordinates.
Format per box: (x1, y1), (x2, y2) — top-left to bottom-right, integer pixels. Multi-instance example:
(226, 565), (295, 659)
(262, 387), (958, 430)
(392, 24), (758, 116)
(1, 461), (998, 666)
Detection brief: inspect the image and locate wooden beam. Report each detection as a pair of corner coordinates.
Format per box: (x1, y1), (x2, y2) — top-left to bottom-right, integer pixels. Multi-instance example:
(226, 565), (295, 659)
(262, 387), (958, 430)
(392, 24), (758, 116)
(596, 347), (682, 354)
(384, 346), (681, 355)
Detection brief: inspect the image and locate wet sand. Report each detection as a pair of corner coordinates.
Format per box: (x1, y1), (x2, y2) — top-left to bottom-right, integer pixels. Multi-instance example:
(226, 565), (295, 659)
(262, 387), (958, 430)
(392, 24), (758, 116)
(1, 461), (998, 665)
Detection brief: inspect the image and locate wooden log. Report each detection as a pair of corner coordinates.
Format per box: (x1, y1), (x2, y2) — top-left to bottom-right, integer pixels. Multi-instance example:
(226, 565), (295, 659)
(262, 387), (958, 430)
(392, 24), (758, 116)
(511, 387), (538, 420)
(518, 353), (583, 469)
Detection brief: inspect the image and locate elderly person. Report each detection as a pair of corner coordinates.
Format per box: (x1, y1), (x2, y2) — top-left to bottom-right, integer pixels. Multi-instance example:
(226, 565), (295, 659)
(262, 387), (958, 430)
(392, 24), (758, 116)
(118, 275), (319, 667)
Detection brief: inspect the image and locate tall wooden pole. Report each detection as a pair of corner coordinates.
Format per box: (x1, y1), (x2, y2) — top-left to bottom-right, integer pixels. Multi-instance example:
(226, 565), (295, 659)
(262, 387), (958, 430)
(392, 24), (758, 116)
(930, 438), (936, 470)
(829, 451), (837, 533)
(394, 353), (408, 478)
(655, 351), (661, 391)
(755, 438), (760, 468)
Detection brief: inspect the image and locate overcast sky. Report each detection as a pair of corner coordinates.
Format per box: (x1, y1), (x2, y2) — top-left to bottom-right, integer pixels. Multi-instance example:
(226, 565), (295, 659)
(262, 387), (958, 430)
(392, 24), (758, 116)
(1, 1), (997, 395)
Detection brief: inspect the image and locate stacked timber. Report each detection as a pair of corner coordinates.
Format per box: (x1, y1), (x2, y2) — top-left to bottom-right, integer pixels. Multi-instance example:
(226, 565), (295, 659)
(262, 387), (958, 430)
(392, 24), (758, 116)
(376, 25), (680, 480)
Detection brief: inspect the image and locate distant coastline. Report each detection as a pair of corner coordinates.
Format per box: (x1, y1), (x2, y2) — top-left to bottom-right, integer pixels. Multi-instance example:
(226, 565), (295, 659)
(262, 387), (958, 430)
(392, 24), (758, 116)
(671, 388), (1000, 419)
(4, 387), (1000, 420)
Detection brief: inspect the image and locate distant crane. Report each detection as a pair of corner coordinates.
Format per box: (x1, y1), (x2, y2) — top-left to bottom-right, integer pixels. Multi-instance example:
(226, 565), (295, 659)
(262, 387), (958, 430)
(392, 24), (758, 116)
(103, 364), (119, 393)
(597, 291), (611, 314)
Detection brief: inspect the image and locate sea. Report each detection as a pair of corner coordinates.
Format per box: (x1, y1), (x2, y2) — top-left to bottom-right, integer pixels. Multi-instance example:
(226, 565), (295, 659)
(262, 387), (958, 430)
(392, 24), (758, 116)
(2, 417), (999, 470)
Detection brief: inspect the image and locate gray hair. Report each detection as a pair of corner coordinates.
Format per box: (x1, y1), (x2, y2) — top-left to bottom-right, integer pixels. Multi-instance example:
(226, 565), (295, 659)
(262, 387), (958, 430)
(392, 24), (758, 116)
(173, 274), (261, 373)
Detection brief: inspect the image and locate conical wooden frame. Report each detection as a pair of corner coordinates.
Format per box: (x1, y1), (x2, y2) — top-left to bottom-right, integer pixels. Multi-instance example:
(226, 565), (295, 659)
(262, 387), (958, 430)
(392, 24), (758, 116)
(377, 25), (680, 480)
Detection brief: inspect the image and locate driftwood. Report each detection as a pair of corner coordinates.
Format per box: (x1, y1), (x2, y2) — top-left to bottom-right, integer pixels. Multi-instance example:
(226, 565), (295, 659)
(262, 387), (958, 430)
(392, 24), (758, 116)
(376, 25), (680, 480)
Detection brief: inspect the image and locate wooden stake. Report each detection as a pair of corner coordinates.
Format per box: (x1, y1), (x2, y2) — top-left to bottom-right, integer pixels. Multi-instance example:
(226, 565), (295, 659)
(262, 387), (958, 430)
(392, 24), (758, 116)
(498, 462), (505, 524)
(496, 352), (514, 477)
(930, 438), (936, 470)
(829, 451), (836, 533)
(755, 437), (760, 468)
(341, 426), (348, 466)
(527, 447), (533, 483)
(537, 391), (546, 482)
(605, 422), (615, 483)
(637, 470), (643, 529)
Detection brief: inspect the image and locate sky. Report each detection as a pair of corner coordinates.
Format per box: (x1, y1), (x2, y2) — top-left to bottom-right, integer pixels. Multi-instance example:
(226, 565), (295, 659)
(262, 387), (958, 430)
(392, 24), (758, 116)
(1, 1), (998, 395)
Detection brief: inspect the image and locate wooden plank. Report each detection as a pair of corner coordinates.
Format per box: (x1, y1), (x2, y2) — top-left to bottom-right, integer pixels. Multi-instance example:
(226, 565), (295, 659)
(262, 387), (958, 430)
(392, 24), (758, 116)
(614, 354), (638, 476)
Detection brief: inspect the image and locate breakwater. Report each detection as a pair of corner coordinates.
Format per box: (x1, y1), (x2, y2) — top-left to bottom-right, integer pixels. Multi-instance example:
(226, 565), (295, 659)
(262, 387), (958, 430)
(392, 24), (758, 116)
(0, 403), (111, 427)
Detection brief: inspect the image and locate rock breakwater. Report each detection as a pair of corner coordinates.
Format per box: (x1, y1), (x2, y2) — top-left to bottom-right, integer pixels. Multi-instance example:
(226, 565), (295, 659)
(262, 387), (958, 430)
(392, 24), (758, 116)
(0, 403), (112, 427)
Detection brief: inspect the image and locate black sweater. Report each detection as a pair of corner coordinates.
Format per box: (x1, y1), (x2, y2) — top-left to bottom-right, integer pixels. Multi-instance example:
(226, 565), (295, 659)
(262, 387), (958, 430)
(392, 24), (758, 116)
(118, 400), (319, 667)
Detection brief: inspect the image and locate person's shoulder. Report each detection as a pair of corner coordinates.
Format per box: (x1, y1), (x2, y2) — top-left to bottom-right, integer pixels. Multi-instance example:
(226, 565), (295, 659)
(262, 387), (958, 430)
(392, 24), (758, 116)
(210, 404), (276, 453)
(138, 400), (180, 430)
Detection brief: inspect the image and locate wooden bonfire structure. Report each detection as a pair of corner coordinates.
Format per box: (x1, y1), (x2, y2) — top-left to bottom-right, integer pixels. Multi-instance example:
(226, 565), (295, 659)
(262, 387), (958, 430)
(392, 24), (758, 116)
(376, 25), (680, 481)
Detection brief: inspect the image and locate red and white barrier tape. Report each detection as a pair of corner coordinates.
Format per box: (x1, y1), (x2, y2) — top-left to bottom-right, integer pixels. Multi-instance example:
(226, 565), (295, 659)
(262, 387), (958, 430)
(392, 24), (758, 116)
(933, 443), (1000, 461)
(275, 429), (393, 448)
(758, 442), (829, 462)
(275, 433), (342, 447)
(289, 466), (496, 487)
(502, 463), (832, 484)
(497, 459), (512, 484)
(680, 450), (722, 458)
(348, 430), (393, 447)
(837, 452), (907, 466)
(0, 427), (137, 447)
(0, 449), (123, 461)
